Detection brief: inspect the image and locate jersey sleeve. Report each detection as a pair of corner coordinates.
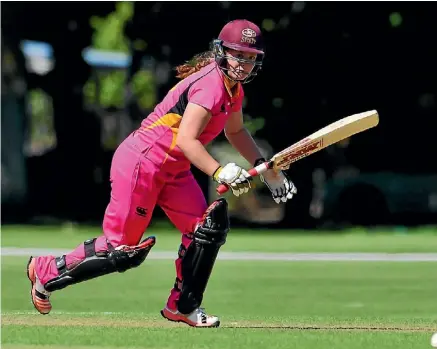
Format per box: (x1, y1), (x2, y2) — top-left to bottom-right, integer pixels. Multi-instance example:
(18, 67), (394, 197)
(188, 79), (223, 112)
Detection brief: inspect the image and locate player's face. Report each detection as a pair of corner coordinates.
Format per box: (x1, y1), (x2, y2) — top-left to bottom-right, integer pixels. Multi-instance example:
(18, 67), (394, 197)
(225, 49), (257, 81)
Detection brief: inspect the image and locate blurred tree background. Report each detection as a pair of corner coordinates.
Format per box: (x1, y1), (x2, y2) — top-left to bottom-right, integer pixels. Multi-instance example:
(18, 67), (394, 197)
(1, 1), (436, 229)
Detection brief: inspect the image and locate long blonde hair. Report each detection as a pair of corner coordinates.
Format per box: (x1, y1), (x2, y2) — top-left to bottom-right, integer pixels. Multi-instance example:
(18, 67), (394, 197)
(174, 51), (215, 79)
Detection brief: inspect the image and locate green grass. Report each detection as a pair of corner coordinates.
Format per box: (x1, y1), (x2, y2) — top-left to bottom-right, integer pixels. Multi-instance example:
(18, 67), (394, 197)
(2, 225), (437, 348)
(2, 224), (437, 252)
(1, 327), (431, 349)
(2, 255), (437, 349)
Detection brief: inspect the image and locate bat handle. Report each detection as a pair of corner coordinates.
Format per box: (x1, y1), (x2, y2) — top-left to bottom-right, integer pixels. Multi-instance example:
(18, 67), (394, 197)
(216, 161), (271, 195)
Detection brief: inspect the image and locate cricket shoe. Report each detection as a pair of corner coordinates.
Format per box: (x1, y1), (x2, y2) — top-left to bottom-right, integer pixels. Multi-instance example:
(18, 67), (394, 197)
(161, 306), (220, 328)
(27, 257), (52, 315)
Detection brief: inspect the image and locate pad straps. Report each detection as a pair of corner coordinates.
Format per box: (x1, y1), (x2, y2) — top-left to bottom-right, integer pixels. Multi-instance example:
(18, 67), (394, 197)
(54, 238), (113, 275)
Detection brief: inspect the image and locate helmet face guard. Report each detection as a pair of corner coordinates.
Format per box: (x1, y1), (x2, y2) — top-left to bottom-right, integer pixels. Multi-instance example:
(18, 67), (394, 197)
(211, 39), (264, 84)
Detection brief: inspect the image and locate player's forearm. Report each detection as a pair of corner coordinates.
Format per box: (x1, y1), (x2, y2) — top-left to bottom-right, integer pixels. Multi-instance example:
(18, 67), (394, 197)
(225, 127), (264, 165)
(177, 138), (221, 177)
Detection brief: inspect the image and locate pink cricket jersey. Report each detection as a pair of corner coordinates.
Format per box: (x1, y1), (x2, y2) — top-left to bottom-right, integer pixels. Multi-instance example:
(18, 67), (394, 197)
(134, 62), (245, 174)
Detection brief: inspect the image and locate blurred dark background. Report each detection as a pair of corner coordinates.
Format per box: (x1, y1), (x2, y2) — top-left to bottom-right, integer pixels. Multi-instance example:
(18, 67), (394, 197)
(2, 1), (437, 230)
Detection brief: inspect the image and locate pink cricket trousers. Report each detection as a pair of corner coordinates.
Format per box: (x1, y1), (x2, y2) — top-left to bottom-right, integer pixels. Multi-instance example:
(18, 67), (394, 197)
(35, 131), (208, 310)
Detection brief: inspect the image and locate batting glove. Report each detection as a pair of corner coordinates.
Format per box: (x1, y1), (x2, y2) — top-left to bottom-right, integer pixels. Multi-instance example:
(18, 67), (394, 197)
(254, 158), (297, 204)
(213, 163), (252, 197)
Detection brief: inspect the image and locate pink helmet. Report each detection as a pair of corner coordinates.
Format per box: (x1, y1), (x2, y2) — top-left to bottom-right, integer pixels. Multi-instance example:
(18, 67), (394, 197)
(218, 19), (265, 54)
(212, 19), (265, 84)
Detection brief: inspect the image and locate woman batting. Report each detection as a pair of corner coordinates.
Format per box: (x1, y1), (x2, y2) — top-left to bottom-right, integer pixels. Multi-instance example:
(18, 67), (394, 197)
(27, 19), (297, 328)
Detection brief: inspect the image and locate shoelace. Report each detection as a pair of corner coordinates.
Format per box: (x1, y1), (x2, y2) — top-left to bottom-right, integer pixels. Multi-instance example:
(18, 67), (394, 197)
(197, 307), (212, 321)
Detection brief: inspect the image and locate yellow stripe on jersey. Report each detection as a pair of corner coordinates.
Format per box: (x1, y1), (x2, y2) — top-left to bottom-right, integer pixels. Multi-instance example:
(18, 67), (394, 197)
(164, 128), (180, 164)
(144, 113), (182, 130)
(143, 113), (182, 164)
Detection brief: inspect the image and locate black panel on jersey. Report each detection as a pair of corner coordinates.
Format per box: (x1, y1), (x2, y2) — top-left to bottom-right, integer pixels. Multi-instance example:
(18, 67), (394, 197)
(167, 66), (216, 116)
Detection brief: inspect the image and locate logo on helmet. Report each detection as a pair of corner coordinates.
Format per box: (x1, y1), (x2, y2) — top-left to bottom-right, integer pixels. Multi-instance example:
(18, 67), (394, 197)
(242, 28), (256, 38)
(241, 28), (257, 44)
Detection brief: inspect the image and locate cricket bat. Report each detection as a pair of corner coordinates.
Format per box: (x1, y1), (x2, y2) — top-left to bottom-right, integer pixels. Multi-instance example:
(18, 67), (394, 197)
(216, 109), (379, 195)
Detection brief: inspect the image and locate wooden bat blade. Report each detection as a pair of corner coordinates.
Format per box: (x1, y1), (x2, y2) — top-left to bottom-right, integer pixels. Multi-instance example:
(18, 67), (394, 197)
(272, 110), (379, 170)
(216, 110), (379, 195)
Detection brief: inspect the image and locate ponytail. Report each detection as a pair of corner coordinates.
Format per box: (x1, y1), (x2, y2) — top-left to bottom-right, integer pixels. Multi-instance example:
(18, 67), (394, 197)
(174, 51), (215, 79)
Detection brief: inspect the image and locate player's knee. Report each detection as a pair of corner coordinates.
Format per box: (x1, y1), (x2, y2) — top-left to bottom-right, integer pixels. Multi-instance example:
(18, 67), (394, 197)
(194, 198), (230, 247)
(107, 236), (156, 271)
(109, 245), (148, 272)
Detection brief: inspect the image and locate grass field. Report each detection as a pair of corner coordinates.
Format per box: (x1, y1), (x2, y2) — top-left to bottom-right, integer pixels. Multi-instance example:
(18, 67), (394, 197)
(2, 223), (437, 252)
(2, 225), (437, 349)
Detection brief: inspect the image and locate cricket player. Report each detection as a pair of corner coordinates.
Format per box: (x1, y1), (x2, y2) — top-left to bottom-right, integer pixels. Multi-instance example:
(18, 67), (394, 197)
(26, 19), (297, 328)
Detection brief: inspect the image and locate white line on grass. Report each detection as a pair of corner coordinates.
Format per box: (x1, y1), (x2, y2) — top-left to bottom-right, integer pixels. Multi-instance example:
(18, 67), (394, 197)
(2, 248), (437, 261)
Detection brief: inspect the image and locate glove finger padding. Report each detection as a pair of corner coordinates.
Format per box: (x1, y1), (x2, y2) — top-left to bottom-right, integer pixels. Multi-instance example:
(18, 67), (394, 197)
(214, 164), (252, 197)
(230, 183), (249, 197)
(273, 184), (287, 204)
(262, 171), (297, 204)
(230, 170), (251, 197)
(286, 179), (297, 195)
(281, 176), (297, 203)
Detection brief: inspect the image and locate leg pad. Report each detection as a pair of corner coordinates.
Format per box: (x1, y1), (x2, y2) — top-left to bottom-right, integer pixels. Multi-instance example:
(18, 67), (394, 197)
(177, 199), (229, 314)
(44, 236), (155, 292)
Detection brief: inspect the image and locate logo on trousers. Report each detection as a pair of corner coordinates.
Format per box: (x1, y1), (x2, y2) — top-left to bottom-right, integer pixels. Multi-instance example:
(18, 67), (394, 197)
(136, 206), (148, 217)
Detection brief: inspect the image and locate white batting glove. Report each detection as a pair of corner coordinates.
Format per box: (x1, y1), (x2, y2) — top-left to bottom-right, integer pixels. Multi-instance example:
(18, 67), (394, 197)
(254, 158), (297, 204)
(213, 163), (252, 197)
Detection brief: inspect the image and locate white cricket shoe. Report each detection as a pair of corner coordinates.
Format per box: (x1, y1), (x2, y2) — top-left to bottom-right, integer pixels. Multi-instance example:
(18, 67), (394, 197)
(161, 306), (220, 328)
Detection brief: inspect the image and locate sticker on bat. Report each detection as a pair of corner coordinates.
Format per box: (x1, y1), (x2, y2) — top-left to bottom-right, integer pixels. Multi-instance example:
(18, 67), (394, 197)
(276, 139), (323, 168)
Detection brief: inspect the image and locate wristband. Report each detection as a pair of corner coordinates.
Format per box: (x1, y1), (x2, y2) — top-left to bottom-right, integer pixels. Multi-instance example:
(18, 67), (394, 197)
(212, 166), (223, 182)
